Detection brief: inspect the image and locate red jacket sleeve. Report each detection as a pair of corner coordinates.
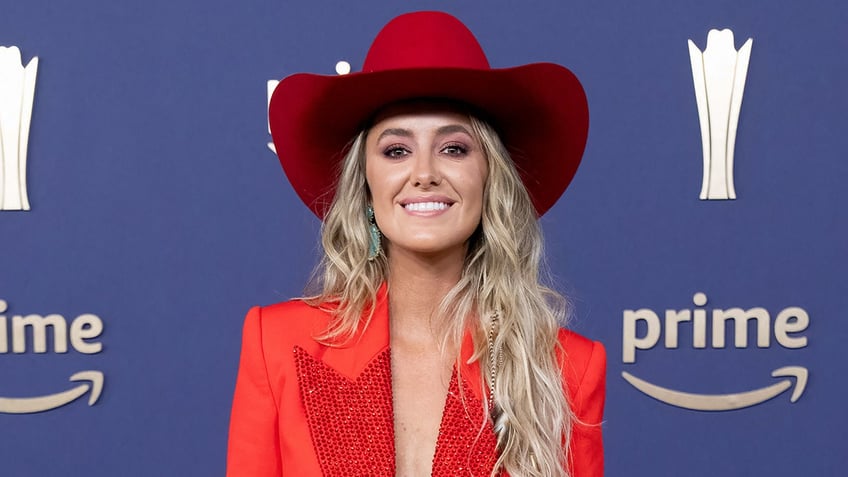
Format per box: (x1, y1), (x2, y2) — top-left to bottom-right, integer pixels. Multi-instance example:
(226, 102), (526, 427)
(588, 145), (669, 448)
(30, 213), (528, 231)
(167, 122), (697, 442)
(568, 339), (606, 477)
(226, 307), (283, 477)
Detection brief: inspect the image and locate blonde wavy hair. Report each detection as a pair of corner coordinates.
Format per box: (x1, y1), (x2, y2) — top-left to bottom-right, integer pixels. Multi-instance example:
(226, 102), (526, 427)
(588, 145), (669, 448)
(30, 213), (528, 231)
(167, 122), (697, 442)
(305, 110), (574, 477)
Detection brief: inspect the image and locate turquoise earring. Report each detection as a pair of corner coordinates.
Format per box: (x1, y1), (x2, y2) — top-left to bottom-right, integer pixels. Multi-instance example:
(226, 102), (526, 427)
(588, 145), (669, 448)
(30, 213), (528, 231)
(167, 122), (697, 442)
(367, 204), (381, 261)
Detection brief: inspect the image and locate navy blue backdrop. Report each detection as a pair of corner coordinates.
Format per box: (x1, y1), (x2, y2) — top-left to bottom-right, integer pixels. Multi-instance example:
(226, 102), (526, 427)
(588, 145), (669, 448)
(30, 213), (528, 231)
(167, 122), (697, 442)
(1, 0), (845, 475)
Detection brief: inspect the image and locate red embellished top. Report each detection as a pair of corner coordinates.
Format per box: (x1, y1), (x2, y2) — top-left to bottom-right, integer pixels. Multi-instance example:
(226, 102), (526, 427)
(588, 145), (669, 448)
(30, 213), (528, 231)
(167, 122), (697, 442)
(227, 287), (606, 476)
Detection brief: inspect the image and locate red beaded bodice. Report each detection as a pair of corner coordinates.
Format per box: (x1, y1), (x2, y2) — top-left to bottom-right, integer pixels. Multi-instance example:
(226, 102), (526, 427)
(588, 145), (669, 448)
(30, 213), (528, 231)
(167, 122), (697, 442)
(294, 346), (499, 477)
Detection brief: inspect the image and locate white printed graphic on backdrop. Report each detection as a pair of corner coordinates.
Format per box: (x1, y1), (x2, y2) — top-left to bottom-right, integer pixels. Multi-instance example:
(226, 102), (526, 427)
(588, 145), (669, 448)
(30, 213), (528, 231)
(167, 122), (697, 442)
(0, 371), (104, 414)
(0, 299), (105, 414)
(621, 366), (806, 411)
(266, 80), (279, 154)
(621, 292), (810, 411)
(688, 30), (752, 200)
(266, 60), (351, 155)
(0, 46), (38, 211)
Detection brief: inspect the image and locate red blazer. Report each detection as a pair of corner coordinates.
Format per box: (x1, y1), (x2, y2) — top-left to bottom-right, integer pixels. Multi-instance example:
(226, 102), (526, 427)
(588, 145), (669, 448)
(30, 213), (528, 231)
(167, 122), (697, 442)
(227, 286), (606, 476)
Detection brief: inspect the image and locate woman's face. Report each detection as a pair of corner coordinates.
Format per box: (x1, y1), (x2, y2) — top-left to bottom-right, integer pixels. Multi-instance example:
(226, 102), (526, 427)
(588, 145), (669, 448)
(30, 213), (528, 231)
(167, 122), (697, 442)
(364, 103), (488, 259)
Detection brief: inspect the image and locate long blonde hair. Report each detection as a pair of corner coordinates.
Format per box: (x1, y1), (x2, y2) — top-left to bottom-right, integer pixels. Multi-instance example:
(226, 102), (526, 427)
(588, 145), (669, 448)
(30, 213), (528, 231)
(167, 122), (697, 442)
(305, 111), (573, 477)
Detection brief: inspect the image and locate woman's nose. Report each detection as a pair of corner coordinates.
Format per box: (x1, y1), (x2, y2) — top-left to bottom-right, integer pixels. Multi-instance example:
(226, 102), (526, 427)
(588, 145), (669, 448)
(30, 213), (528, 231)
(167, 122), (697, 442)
(411, 152), (441, 187)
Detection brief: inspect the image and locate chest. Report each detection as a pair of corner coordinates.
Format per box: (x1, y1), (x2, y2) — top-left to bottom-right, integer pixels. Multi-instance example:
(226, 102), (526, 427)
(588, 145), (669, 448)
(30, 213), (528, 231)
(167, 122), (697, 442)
(292, 346), (499, 477)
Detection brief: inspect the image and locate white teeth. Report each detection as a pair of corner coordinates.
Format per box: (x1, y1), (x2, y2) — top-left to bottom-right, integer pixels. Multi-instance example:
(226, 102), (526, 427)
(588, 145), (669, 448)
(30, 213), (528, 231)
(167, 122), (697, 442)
(404, 201), (448, 212)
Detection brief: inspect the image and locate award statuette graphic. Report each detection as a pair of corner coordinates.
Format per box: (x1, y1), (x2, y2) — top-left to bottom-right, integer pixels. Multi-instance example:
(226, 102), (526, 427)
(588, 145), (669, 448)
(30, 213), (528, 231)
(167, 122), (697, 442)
(0, 46), (38, 211)
(688, 30), (752, 200)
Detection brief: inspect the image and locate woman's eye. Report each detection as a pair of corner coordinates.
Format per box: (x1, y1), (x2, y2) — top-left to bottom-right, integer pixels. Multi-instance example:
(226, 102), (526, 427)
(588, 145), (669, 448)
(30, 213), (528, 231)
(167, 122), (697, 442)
(442, 143), (468, 156)
(383, 146), (409, 158)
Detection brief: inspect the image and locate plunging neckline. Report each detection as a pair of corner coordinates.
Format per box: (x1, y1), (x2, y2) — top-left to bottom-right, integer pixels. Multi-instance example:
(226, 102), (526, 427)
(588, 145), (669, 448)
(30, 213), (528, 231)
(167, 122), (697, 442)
(390, 344), (454, 477)
(293, 345), (499, 476)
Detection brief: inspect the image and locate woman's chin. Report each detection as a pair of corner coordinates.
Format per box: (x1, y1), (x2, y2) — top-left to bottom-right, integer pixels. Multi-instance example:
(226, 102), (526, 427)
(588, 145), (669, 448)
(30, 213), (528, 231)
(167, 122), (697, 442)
(385, 240), (468, 260)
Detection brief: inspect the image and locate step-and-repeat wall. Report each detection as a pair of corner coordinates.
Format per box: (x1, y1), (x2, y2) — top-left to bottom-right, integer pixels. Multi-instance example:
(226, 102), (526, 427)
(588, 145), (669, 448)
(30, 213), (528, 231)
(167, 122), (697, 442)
(2, 1), (845, 475)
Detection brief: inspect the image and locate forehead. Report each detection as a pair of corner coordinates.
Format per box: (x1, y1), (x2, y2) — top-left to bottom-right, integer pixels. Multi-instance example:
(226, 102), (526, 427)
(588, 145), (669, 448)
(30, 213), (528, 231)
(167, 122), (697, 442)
(367, 100), (475, 135)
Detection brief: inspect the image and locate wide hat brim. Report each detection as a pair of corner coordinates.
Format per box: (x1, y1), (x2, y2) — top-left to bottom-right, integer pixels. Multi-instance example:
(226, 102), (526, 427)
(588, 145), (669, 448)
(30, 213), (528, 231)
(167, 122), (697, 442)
(269, 13), (589, 218)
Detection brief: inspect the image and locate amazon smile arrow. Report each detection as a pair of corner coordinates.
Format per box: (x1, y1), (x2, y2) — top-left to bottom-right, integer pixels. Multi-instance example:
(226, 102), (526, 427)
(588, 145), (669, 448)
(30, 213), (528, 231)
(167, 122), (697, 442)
(0, 370), (104, 414)
(622, 366), (807, 411)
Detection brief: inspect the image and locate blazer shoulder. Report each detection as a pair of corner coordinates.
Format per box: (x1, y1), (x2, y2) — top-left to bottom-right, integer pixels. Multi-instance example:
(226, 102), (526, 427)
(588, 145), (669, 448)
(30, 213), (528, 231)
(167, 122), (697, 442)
(556, 329), (606, 475)
(557, 328), (602, 366)
(556, 328), (606, 409)
(261, 298), (333, 322)
(246, 299), (334, 352)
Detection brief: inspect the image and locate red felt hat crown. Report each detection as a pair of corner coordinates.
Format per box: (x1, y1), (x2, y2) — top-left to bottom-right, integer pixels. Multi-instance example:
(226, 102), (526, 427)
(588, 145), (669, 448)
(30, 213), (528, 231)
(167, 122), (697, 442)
(269, 11), (589, 218)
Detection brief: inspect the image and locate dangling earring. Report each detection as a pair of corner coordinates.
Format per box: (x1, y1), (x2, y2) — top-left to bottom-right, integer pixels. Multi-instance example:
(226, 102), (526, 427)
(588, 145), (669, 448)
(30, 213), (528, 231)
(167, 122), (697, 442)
(367, 204), (382, 261)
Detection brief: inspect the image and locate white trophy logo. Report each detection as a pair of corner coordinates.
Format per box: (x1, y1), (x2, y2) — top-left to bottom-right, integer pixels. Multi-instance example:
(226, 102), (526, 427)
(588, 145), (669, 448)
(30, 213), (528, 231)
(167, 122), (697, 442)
(0, 46), (38, 211)
(688, 30), (752, 200)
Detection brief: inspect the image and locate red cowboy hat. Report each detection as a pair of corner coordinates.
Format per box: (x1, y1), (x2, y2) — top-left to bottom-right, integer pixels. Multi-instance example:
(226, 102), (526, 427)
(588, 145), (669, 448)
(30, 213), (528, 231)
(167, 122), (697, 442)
(269, 10), (589, 218)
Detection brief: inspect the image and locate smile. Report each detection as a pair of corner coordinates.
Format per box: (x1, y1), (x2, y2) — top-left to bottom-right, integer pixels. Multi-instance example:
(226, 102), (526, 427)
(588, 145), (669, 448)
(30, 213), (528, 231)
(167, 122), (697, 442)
(402, 201), (451, 212)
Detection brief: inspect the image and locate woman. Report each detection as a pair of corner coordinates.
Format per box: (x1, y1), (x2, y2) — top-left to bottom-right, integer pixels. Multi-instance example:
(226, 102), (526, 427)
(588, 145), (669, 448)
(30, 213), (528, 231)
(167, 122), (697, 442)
(228, 11), (605, 477)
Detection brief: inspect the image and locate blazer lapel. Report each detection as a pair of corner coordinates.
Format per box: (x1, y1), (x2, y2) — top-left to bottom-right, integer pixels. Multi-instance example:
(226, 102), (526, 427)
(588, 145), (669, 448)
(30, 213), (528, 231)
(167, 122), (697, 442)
(318, 282), (391, 380)
(293, 283), (396, 476)
(458, 329), (486, 402)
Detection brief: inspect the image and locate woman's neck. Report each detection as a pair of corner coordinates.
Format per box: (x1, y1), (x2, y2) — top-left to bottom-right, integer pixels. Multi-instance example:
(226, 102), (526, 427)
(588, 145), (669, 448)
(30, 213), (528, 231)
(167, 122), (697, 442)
(386, 246), (464, 341)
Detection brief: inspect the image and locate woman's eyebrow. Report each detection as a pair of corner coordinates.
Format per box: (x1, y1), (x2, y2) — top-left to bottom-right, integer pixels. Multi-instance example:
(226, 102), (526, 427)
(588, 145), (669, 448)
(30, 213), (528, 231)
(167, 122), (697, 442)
(436, 124), (472, 137)
(376, 128), (412, 141)
(375, 124), (472, 142)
